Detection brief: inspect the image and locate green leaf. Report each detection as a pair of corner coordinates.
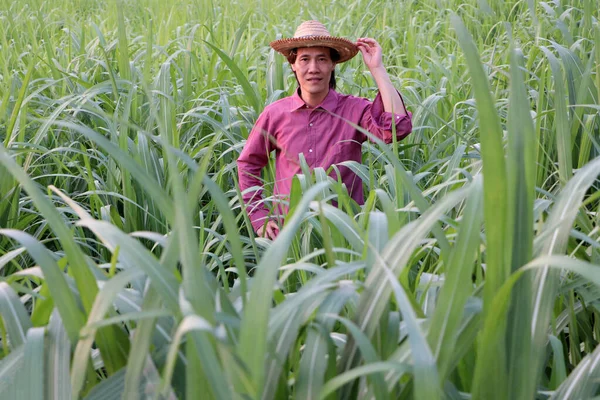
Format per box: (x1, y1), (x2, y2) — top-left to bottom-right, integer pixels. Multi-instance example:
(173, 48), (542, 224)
(505, 44), (537, 399)
(45, 310), (71, 400)
(309, 202), (365, 253)
(160, 315), (214, 397)
(451, 13), (508, 318)
(379, 256), (440, 399)
(71, 268), (146, 399)
(0, 282), (31, 349)
(0, 146), (128, 375)
(296, 285), (356, 400)
(341, 185), (471, 379)
(529, 156), (600, 383)
(320, 362), (411, 400)
(237, 182), (329, 397)
(4, 61), (34, 148)
(548, 335), (567, 389)
(85, 360), (176, 400)
(123, 284), (167, 400)
(0, 344), (24, 398)
(428, 177), (483, 380)
(549, 330), (600, 399)
(0, 230), (83, 343)
(18, 327), (45, 400)
(204, 40), (261, 114)
(116, 1), (130, 81)
(540, 46), (572, 184)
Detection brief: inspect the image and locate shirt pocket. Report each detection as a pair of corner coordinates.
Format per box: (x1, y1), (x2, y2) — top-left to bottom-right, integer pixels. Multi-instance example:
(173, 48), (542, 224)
(321, 141), (361, 168)
(277, 129), (314, 167)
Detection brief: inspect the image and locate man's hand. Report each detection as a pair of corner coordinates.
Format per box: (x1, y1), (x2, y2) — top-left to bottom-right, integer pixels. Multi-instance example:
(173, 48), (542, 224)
(257, 220), (280, 240)
(355, 37), (407, 116)
(356, 38), (383, 71)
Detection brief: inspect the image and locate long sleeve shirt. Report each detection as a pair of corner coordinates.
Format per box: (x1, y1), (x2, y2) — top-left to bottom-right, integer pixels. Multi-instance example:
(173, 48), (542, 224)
(237, 88), (412, 232)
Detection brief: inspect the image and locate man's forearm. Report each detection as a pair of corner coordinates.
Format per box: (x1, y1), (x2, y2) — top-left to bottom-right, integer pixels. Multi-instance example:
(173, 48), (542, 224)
(370, 66), (408, 116)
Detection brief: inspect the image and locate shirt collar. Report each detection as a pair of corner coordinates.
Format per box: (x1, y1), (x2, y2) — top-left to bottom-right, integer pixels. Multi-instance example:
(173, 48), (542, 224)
(290, 88), (339, 113)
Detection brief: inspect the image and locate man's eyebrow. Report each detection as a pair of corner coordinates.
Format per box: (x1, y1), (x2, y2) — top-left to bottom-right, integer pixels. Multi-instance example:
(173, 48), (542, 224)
(299, 52), (329, 57)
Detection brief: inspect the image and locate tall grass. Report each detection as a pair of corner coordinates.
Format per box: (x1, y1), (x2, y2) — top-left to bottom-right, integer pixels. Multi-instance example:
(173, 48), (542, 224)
(0, 0), (599, 398)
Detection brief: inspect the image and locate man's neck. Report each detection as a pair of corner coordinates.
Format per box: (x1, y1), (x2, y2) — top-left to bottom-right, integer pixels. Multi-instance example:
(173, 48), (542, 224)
(300, 89), (330, 108)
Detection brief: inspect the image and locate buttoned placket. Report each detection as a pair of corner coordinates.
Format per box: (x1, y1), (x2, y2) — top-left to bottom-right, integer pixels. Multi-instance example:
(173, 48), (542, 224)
(307, 108), (315, 164)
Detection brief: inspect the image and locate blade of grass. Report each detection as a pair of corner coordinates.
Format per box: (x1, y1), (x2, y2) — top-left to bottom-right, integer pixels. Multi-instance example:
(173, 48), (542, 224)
(45, 310), (71, 400)
(0, 230), (84, 343)
(17, 327), (45, 400)
(451, 13), (508, 316)
(0, 144), (128, 376)
(204, 40), (261, 114)
(0, 282), (31, 349)
(505, 44), (537, 399)
(0, 344), (24, 398)
(71, 268), (146, 399)
(540, 46), (572, 184)
(428, 176), (483, 381)
(295, 285), (357, 400)
(116, 1), (130, 81)
(4, 61), (34, 147)
(340, 185), (470, 378)
(237, 182), (329, 397)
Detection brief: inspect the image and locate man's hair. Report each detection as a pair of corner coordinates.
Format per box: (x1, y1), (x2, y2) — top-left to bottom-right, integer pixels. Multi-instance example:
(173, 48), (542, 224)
(287, 48), (341, 90)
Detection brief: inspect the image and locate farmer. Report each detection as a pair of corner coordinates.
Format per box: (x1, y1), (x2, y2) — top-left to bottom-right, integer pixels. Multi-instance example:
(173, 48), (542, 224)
(237, 20), (412, 240)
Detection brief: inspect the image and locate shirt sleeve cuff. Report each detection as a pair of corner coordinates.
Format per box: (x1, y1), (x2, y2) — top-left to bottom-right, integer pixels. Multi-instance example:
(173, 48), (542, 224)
(249, 207), (271, 233)
(371, 92), (413, 137)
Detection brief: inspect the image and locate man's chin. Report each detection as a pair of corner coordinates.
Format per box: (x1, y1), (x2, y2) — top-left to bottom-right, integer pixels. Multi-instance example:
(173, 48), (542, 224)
(302, 84), (328, 93)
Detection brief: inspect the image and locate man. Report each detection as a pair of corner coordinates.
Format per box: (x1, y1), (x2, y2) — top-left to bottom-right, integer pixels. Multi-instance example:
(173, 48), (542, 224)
(237, 20), (412, 240)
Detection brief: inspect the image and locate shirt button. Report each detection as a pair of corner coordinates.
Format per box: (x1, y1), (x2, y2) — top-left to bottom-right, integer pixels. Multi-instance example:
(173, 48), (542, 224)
(309, 149), (313, 152)
(309, 123), (313, 127)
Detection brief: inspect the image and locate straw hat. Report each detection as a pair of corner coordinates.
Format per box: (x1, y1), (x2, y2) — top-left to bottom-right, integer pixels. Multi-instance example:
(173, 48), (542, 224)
(270, 20), (358, 63)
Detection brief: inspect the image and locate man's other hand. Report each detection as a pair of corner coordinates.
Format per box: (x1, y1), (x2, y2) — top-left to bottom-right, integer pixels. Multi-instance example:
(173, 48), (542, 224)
(356, 38), (383, 70)
(257, 220), (280, 240)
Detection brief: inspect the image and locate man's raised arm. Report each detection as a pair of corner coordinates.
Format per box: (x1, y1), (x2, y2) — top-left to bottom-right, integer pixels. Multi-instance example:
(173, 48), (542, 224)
(356, 37), (408, 116)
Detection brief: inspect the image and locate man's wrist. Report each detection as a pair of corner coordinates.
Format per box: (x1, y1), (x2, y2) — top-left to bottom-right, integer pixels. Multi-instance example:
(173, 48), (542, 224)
(368, 64), (387, 76)
(369, 66), (392, 86)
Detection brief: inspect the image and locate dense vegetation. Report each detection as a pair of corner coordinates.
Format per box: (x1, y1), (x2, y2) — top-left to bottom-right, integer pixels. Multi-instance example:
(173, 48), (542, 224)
(0, 0), (599, 398)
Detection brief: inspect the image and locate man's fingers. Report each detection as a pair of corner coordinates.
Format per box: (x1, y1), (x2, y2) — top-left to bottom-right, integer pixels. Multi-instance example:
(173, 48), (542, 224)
(356, 37), (378, 45)
(271, 224), (280, 239)
(256, 221), (280, 240)
(269, 229), (278, 240)
(266, 221), (279, 240)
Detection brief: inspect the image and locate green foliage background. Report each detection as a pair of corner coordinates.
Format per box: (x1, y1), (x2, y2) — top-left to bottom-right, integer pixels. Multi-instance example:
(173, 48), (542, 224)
(0, 0), (599, 398)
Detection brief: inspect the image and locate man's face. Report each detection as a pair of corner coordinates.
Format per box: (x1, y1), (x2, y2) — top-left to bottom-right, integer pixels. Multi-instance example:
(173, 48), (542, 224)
(291, 47), (335, 98)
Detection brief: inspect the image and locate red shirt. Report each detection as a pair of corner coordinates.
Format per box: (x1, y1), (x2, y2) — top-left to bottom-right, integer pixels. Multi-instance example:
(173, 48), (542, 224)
(237, 88), (412, 231)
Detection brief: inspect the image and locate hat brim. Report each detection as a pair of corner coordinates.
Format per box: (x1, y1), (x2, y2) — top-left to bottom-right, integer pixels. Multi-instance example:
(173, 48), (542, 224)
(270, 36), (359, 63)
